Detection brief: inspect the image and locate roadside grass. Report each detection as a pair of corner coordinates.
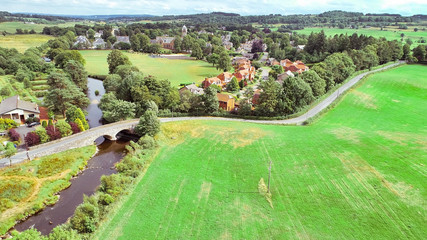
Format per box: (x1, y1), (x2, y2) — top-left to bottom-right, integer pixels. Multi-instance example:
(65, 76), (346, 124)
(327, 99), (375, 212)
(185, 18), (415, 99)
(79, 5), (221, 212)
(94, 64), (427, 239)
(0, 34), (54, 52)
(79, 50), (222, 87)
(0, 145), (96, 234)
(295, 27), (427, 48)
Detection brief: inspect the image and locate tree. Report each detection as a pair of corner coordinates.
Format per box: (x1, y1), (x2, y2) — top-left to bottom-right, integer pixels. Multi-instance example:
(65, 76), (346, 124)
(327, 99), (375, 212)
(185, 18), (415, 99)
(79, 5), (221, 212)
(413, 45), (426, 62)
(230, 34), (241, 49)
(206, 53), (219, 66)
(323, 52), (355, 84)
(130, 34), (140, 52)
(300, 71), (325, 97)
(255, 79), (282, 116)
(251, 39), (264, 53)
(282, 76), (315, 112)
(226, 77), (239, 92)
(87, 29), (95, 39)
(402, 44), (411, 60)
(12, 228), (45, 240)
(114, 64), (139, 79)
(218, 51), (231, 72)
(103, 74), (121, 93)
(107, 50), (131, 74)
(64, 60), (88, 92)
(45, 72), (89, 117)
(102, 99), (136, 123)
(54, 50), (85, 69)
(134, 110), (160, 137)
(65, 106), (89, 130)
(202, 85), (219, 114)
(70, 196), (99, 233)
(4, 142), (17, 166)
(191, 44), (203, 60)
(173, 37), (182, 53)
(75, 118), (85, 132)
(25, 132), (41, 146)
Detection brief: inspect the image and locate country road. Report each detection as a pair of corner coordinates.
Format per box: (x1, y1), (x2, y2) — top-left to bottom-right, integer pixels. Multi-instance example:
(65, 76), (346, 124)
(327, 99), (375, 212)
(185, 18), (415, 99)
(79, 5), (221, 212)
(0, 61), (404, 167)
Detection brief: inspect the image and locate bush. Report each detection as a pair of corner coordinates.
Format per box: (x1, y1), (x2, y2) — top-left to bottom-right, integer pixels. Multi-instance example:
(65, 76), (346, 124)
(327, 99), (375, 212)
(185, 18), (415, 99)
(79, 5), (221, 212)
(12, 228), (45, 240)
(0, 87), (11, 96)
(0, 118), (19, 130)
(35, 126), (49, 143)
(9, 128), (20, 142)
(94, 90), (99, 96)
(70, 195), (99, 233)
(69, 122), (81, 134)
(46, 125), (61, 141)
(0, 68), (5, 76)
(41, 120), (47, 128)
(137, 135), (157, 149)
(24, 132), (40, 147)
(55, 120), (72, 137)
(97, 192), (114, 206)
(99, 174), (132, 197)
(48, 225), (81, 240)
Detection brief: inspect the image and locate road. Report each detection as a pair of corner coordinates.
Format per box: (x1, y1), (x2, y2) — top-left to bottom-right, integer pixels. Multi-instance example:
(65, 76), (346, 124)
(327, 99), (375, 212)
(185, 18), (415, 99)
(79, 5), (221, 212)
(0, 61), (404, 167)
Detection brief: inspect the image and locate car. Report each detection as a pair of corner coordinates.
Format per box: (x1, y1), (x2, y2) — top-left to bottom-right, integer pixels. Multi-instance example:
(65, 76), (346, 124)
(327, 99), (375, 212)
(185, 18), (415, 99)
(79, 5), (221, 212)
(27, 122), (40, 127)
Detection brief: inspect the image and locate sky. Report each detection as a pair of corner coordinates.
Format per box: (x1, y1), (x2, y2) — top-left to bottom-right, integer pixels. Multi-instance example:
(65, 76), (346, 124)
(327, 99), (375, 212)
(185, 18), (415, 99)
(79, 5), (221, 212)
(1, 0), (426, 16)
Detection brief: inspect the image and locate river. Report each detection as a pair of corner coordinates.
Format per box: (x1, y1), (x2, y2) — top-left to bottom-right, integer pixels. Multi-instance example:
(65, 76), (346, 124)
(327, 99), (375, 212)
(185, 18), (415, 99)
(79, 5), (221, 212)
(13, 78), (132, 235)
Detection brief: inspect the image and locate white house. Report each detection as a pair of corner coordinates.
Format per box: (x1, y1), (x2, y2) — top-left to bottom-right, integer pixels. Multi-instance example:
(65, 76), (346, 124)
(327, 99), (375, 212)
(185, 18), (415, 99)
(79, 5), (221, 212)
(0, 95), (40, 125)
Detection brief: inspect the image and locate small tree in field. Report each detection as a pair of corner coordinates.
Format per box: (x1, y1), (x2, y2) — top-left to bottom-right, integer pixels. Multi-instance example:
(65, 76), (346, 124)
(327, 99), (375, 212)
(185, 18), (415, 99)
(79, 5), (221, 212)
(134, 110), (160, 137)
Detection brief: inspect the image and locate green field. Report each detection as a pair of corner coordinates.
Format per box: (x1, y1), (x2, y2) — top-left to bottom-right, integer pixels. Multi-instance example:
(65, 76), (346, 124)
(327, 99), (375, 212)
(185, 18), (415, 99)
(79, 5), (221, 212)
(0, 21), (89, 34)
(95, 64), (426, 239)
(0, 34), (54, 52)
(80, 50), (221, 87)
(295, 27), (427, 48)
(0, 75), (40, 103)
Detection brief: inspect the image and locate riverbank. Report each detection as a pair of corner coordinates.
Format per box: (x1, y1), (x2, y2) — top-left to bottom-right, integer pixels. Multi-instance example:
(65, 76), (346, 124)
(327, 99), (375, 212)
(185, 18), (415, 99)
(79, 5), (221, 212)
(0, 145), (96, 236)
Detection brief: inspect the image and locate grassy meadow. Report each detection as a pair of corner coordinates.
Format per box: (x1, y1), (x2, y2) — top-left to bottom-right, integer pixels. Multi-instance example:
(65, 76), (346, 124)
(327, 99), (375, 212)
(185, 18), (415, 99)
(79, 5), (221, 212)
(79, 50), (221, 87)
(295, 27), (427, 48)
(95, 64), (427, 239)
(0, 146), (96, 234)
(0, 34), (54, 52)
(0, 21), (89, 34)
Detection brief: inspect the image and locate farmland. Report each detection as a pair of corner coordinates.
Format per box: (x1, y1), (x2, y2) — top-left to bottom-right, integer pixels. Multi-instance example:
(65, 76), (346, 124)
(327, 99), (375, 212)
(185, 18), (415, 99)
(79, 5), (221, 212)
(95, 64), (427, 239)
(0, 146), (96, 234)
(0, 34), (54, 52)
(295, 27), (427, 48)
(0, 21), (89, 34)
(79, 50), (221, 87)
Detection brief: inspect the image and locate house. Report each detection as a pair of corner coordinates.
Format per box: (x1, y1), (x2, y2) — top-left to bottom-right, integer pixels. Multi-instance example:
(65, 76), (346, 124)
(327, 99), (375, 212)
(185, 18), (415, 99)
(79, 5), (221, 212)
(280, 59), (293, 68)
(179, 84), (204, 95)
(217, 72), (234, 83)
(267, 58), (279, 66)
(202, 77), (223, 88)
(74, 36), (91, 49)
(39, 106), (49, 125)
(276, 70), (295, 84)
(283, 60), (309, 74)
(156, 36), (175, 50)
(92, 38), (106, 49)
(182, 25), (188, 37)
(217, 93), (235, 111)
(0, 95), (40, 125)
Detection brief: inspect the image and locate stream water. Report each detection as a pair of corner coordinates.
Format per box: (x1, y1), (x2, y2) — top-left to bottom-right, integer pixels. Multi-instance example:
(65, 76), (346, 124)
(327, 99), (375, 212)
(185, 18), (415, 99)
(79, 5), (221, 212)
(12, 78), (132, 235)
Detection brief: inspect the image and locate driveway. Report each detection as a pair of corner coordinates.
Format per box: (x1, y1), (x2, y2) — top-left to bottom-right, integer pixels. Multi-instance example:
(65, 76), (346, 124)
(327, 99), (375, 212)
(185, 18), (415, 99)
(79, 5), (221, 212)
(14, 125), (35, 148)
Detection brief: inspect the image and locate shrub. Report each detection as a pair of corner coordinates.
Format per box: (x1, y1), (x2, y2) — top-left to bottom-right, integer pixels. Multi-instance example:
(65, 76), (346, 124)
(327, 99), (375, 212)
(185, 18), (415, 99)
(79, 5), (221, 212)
(0, 118), (18, 130)
(69, 122), (81, 134)
(48, 119), (53, 126)
(0, 68), (5, 76)
(24, 132), (40, 147)
(137, 135), (156, 149)
(0, 87), (11, 96)
(46, 125), (61, 141)
(97, 192), (114, 206)
(48, 225), (81, 240)
(70, 196), (100, 233)
(99, 174), (132, 197)
(94, 90), (99, 96)
(55, 120), (72, 137)
(35, 126), (49, 143)
(8, 128), (20, 142)
(12, 228), (45, 240)
(41, 120), (47, 128)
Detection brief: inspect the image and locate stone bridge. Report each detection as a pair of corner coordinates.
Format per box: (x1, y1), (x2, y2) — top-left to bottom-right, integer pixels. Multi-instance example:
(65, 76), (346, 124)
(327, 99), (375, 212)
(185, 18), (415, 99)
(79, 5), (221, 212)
(0, 120), (140, 167)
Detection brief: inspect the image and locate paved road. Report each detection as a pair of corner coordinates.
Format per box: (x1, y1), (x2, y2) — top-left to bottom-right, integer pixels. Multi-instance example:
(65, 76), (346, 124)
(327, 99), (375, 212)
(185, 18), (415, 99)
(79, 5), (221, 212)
(0, 61), (404, 167)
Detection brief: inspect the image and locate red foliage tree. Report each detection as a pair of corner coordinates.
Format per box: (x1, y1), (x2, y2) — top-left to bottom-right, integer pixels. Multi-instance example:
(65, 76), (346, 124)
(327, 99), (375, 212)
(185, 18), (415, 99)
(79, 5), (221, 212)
(46, 125), (61, 141)
(25, 132), (40, 146)
(69, 122), (81, 134)
(8, 128), (20, 142)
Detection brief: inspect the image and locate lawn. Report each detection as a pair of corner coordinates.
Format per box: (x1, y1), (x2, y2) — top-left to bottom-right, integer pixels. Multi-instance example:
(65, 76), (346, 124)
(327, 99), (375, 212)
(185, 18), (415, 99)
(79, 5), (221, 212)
(295, 27), (427, 48)
(0, 145), (96, 234)
(95, 64), (427, 239)
(0, 34), (54, 52)
(79, 50), (221, 87)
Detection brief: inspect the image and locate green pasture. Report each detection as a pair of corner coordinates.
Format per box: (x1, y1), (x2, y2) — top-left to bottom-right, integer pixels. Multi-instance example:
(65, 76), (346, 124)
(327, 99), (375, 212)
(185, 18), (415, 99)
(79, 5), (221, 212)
(95, 64), (427, 239)
(0, 34), (54, 52)
(80, 50), (221, 87)
(295, 27), (427, 48)
(0, 21), (89, 34)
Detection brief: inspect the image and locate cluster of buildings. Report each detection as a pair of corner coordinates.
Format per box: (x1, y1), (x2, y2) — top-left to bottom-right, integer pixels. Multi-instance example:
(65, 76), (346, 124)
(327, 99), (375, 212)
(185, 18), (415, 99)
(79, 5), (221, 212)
(267, 58), (309, 74)
(201, 58), (256, 89)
